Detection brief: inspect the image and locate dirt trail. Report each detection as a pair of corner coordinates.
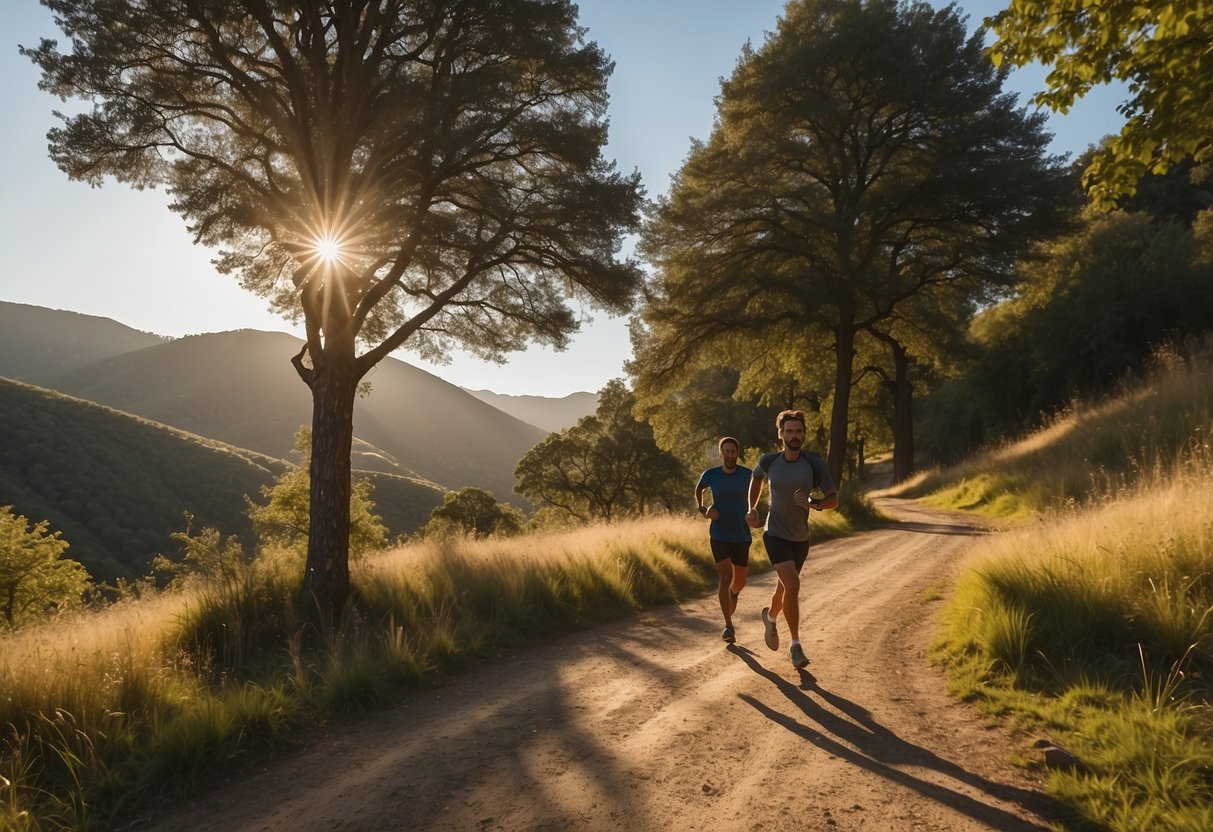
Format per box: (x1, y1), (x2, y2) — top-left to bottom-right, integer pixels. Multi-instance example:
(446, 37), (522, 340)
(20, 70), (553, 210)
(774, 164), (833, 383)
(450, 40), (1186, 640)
(135, 497), (1059, 831)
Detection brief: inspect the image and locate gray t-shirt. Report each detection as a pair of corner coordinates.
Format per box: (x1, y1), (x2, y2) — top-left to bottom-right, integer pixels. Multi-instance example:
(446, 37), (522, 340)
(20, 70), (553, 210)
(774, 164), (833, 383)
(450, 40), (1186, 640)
(752, 451), (835, 542)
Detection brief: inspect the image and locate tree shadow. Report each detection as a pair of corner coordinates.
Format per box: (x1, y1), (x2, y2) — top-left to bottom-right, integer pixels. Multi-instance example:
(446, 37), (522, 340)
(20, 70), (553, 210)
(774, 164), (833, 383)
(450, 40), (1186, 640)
(727, 645), (1059, 830)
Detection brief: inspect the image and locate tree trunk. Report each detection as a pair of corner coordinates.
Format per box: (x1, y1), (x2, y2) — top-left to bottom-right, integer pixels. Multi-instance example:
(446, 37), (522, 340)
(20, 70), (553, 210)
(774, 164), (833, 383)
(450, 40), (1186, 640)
(302, 334), (359, 613)
(826, 314), (856, 489)
(889, 344), (915, 485)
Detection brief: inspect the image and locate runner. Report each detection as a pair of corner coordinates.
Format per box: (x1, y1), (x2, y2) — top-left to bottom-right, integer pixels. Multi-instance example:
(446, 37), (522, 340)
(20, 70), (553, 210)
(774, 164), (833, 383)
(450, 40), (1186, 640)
(694, 436), (753, 643)
(745, 410), (837, 668)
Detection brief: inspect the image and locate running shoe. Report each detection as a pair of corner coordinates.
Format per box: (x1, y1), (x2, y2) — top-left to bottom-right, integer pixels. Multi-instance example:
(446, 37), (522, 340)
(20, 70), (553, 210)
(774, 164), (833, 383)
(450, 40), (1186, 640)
(790, 643), (809, 669)
(722, 625), (736, 644)
(761, 606), (779, 651)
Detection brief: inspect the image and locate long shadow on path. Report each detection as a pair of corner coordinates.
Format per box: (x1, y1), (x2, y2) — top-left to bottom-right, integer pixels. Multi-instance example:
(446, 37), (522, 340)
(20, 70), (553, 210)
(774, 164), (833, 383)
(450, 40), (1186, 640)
(728, 645), (1058, 831)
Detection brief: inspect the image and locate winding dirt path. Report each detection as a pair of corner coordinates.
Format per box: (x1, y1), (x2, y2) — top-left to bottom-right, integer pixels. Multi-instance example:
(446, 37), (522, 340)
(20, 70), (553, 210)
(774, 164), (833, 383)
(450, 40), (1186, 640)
(135, 497), (1059, 831)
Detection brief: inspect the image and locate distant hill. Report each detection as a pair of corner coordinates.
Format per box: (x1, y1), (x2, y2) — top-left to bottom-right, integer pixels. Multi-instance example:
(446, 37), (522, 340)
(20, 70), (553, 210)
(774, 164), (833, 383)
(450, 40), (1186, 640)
(0, 377), (282, 582)
(38, 329), (546, 502)
(463, 388), (597, 433)
(0, 300), (168, 380)
(0, 378), (445, 582)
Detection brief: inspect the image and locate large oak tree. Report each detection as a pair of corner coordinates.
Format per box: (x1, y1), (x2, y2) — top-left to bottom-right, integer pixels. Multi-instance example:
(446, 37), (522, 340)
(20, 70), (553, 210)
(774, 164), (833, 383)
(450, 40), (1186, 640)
(635, 0), (1066, 485)
(24, 0), (643, 610)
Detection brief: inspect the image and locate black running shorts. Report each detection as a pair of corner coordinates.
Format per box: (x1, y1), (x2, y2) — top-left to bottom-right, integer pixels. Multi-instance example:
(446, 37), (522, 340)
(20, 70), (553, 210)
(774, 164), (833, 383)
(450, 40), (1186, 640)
(709, 539), (751, 567)
(762, 533), (810, 572)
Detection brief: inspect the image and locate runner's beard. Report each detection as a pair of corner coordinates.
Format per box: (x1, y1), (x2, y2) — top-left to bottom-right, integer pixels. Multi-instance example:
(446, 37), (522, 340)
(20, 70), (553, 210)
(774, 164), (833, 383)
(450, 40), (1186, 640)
(785, 438), (802, 451)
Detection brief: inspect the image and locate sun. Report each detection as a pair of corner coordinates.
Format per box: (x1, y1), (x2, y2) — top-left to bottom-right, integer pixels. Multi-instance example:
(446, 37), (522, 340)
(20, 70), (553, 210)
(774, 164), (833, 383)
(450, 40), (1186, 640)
(313, 235), (343, 264)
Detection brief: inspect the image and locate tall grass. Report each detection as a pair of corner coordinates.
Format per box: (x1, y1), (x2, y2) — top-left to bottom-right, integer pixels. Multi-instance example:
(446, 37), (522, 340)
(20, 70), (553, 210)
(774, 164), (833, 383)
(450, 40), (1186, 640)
(931, 348), (1213, 829)
(891, 340), (1213, 519)
(0, 514), (720, 829)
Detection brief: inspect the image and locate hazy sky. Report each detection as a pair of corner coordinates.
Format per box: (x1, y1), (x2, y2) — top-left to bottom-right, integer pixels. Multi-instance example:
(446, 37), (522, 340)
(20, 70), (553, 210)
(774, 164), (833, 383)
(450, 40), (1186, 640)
(0, 1), (1125, 397)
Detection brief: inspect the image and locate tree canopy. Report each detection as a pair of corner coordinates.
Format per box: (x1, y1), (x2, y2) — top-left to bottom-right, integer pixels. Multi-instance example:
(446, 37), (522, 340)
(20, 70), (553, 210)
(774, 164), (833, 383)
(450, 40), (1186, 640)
(514, 380), (686, 522)
(635, 0), (1066, 485)
(987, 0), (1213, 207)
(25, 1), (643, 609)
(0, 506), (90, 629)
(420, 487), (522, 539)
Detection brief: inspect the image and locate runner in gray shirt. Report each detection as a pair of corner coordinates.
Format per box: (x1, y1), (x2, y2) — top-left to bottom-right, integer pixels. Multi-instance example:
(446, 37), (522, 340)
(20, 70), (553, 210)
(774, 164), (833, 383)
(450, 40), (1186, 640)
(746, 409), (838, 669)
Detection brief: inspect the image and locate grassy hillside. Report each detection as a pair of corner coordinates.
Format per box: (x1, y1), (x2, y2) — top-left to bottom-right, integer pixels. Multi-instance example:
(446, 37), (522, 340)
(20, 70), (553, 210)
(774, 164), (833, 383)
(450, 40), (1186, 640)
(890, 342), (1213, 519)
(893, 343), (1213, 831)
(0, 378), (444, 582)
(0, 300), (167, 380)
(41, 329), (545, 502)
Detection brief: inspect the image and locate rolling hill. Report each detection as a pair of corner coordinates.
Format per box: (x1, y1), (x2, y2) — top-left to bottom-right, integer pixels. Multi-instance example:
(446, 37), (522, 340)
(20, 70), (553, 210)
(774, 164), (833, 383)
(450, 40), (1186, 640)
(36, 329), (546, 502)
(0, 300), (167, 380)
(0, 378), (446, 582)
(463, 388), (597, 432)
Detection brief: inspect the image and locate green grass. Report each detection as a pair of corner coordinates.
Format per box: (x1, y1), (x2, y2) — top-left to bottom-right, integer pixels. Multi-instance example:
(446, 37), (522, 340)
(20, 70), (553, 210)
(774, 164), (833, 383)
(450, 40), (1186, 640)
(0, 513), (754, 828)
(928, 346), (1213, 829)
(889, 341), (1213, 521)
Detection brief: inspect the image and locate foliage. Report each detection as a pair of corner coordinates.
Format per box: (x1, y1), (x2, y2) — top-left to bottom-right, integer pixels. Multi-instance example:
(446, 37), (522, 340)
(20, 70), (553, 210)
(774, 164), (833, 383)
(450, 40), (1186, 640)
(899, 337), (1213, 518)
(152, 515), (248, 590)
(515, 380), (687, 521)
(25, 0), (644, 610)
(419, 487), (523, 539)
(246, 429), (387, 560)
(955, 209), (1213, 446)
(0, 506), (90, 629)
(987, 0), (1213, 208)
(635, 0), (1067, 487)
(633, 365), (781, 472)
(0, 377), (283, 582)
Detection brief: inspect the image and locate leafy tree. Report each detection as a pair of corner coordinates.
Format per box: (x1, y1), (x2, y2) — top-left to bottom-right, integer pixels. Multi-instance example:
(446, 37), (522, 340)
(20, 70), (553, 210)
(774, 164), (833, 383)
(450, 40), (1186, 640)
(153, 512), (248, 589)
(0, 506), (91, 629)
(858, 286), (975, 482)
(631, 364), (781, 472)
(25, 1), (643, 611)
(636, 0), (1066, 487)
(514, 380), (686, 521)
(420, 487), (523, 539)
(247, 429), (387, 559)
(964, 209), (1213, 438)
(987, 0), (1212, 208)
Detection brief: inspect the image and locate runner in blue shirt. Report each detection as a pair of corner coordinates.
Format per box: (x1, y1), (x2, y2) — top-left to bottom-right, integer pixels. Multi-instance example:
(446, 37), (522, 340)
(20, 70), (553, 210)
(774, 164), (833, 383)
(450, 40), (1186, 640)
(695, 436), (753, 644)
(745, 410), (838, 669)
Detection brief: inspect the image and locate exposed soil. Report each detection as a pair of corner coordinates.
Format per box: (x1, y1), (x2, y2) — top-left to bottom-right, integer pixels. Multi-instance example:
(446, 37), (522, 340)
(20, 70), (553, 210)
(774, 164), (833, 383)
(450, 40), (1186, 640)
(132, 496), (1060, 831)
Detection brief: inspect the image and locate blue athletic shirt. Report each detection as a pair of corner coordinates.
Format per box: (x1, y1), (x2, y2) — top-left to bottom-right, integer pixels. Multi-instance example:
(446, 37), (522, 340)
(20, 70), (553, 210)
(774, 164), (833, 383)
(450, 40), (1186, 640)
(695, 465), (753, 543)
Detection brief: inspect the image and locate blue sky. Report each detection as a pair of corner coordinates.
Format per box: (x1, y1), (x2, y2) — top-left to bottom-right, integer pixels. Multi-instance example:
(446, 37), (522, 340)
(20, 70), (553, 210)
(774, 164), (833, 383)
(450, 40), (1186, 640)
(0, 1), (1125, 397)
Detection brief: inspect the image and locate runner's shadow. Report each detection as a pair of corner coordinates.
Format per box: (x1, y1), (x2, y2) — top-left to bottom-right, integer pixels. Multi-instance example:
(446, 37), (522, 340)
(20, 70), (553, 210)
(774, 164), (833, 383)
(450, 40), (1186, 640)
(727, 645), (1057, 831)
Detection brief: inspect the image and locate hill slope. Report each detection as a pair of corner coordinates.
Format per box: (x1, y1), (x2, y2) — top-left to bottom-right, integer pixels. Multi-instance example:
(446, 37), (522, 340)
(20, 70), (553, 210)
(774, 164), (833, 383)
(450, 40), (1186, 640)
(0, 378), (446, 582)
(0, 378), (285, 582)
(39, 329), (545, 501)
(0, 300), (167, 380)
(463, 388), (597, 432)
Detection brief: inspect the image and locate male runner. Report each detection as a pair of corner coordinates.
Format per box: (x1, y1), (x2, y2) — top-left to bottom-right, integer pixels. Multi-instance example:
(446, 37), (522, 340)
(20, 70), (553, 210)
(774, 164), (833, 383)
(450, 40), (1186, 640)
(746, 410), (838, 668)
(695, 436), (752, 643)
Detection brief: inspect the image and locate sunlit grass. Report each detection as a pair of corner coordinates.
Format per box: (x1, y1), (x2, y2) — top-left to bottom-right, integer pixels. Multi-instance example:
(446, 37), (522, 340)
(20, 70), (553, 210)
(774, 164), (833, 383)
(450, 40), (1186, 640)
(0, 513), (726, 828)
(934, 461), (1213, 829)
(888, 342), (1213, 520)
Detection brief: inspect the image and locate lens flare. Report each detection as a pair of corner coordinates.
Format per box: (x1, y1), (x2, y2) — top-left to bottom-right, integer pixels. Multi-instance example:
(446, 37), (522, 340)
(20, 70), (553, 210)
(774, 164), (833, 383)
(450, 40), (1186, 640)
(314, 236), (343, 264)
